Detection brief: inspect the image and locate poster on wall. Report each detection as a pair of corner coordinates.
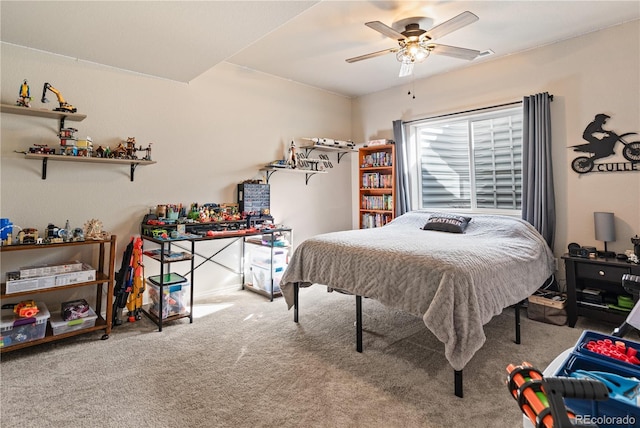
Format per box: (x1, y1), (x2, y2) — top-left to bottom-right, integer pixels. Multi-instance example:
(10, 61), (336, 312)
(569, 113), (640, 174)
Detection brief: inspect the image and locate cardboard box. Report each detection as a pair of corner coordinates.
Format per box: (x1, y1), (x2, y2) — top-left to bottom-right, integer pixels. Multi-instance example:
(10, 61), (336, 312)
(528, 290), (566, 309)
(49, 306), (97, 336)
(0, 301), (50, 348)
(54, 265), (96, 285)
(19, 260), (83, 279)
(5, 264), (95, 294)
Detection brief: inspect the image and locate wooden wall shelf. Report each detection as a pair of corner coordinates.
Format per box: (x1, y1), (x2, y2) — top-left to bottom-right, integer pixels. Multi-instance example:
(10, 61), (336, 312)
(260, 166), (327, 185)
(24, 153), (156, 181)
(299, 144), (357, 164)
(1, 104), (87, 122)
(2, 103), (156, 181)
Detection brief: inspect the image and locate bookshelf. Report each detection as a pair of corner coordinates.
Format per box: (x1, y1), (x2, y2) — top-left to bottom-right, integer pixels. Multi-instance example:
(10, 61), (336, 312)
(358, 144), (395, 228)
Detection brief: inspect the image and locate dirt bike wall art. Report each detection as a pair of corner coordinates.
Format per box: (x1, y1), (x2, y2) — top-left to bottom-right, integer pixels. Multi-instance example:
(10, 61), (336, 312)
(570, 113), (640, 174)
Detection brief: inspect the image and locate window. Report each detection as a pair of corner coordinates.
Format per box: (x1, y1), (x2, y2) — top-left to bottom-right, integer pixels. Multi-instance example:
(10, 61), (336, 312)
(408, 106), (523, 214)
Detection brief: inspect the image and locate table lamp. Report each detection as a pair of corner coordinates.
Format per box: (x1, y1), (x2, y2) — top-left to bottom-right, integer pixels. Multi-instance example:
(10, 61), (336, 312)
(594, 211), (616, 258)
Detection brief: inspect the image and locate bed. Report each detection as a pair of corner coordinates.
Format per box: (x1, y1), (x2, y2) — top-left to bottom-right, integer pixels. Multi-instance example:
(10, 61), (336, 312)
(280, 210), (555, 397)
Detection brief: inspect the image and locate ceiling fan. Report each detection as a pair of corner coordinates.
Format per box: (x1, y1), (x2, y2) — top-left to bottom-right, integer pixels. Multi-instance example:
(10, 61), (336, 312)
(346, 11), (481, 77)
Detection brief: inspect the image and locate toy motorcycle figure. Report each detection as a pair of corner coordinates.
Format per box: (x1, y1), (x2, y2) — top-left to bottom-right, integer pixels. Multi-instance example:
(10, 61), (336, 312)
(571, 131), (640, 173)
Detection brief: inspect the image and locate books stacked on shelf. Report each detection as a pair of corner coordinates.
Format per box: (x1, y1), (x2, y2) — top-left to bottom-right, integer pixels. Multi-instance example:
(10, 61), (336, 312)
(361, 151), (393, 168)
(361, 172), (392, 189)
(361, 213), (392, 228)
(361, 194), (393, 211)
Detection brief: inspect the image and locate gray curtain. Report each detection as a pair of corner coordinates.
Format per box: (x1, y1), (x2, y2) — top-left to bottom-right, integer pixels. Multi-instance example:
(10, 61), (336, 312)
(393, 120), (411, 216)
(522, 92), (555, 249)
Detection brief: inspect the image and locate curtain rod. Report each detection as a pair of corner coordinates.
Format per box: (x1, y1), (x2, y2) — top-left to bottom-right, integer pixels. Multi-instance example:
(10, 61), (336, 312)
(404, 94), (554, 124)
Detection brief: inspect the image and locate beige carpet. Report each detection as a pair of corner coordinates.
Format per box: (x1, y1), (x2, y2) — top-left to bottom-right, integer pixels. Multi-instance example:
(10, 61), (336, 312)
(0, 285), (613, 428)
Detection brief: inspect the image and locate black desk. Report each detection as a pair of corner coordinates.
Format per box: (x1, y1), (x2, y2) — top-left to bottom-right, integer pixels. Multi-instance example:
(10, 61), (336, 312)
(141, 227), (291, 330)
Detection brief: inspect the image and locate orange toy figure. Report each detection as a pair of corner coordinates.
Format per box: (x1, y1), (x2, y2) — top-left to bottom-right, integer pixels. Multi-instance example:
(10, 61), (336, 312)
(14, 300), (39, 318)
(126, 237), (145, 322)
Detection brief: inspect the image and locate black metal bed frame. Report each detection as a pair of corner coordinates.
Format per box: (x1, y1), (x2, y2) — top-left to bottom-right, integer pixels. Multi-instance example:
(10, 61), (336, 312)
(291, 282), (523, 398)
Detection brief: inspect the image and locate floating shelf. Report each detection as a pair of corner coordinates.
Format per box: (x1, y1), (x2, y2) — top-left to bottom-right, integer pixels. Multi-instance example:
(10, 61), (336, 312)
(1, 104), (87, 122)
(260, 166), (327, 185)
(1, 103), (86, 131)
(2, 104), (157, 182)
(24, 153), (156, 181)
(299, 144), (357, 164)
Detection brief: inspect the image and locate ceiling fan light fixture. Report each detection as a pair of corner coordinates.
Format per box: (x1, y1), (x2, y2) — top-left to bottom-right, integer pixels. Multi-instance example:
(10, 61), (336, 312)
(396, 41), (430, 64)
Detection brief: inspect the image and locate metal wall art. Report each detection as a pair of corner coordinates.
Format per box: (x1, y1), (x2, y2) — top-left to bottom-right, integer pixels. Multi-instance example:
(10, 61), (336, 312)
(570, 113), (640, 174)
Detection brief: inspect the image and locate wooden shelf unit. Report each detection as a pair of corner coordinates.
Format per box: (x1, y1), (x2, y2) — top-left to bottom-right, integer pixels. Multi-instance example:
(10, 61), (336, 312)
(358, 144), (396, 228)
(24, 153), (156, 181)
(0, 235), (117, 353)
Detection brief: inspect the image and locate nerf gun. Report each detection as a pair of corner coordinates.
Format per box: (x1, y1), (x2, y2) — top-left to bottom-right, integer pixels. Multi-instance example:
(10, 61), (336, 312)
(125, 237), (145, 322)
(14, 300), (39, 318)
(112, 238), (134, 326)
(506, 362), (609, 428)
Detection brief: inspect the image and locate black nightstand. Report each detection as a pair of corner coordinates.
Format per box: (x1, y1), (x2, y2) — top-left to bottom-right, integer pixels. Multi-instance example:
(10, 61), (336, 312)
(563, 254), (640, 327)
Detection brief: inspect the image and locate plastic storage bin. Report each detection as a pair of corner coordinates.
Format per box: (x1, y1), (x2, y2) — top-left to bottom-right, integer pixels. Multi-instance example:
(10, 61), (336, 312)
(249, 244), (287, 268)
(250, 263), (284, 293)
(0, 301), (50, 348)
(49, 306), (98, 336)
(147, 279), (191, 319)
(553, 330), (640, 427)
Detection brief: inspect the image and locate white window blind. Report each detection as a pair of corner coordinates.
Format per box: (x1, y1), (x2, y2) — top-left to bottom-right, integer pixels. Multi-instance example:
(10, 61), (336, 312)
(411, 106), (523, 212)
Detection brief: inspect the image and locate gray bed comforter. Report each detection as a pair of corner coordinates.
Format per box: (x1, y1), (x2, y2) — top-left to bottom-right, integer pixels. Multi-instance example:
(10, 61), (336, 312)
(280, 210), (555, 371)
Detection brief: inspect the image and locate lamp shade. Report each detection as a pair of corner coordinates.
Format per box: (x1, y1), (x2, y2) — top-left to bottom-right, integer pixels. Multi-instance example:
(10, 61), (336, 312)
(594, 212), (615, 243)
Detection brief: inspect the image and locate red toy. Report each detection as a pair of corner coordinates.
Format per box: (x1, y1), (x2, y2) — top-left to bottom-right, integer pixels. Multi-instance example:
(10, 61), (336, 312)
(14, 300), (39, 318)
(585, 338), (640, 365)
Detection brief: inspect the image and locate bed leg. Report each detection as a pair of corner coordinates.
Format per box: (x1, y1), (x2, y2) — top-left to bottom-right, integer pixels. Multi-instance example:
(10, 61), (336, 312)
(514, 300), (522, 345)
(454, 370), (463, 398)
(294, 283), (299, 323)
(356, 295), (363, 353)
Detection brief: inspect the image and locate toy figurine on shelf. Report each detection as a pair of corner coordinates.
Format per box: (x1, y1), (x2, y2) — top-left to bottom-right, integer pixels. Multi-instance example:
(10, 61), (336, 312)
(16, 79), (32, 108)
(140, 142), (152, 161)
(287, 141), (297, 169)
(83, 218), (105, 240)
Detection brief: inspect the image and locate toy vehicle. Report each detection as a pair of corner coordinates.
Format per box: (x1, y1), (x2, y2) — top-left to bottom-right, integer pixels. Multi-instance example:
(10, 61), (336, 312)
(41, 82), (77, 113)
(29, 144), (55, 154)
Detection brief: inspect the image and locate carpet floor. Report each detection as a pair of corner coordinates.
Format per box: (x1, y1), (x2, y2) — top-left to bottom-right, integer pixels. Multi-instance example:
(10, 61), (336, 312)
(0, 285), (614, 428)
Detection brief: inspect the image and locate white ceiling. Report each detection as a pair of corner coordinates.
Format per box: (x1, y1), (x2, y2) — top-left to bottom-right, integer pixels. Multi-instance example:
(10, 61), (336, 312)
(2, 1), (639, 98)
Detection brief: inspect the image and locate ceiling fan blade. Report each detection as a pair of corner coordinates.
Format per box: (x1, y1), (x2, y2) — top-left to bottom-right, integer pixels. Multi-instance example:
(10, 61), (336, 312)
(423, 11), (478, 41)
(346, 47), (398, 63)
(399, 62), (414, 77)
(428, 43), (481, 60)
(365, 21), (406, 41)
